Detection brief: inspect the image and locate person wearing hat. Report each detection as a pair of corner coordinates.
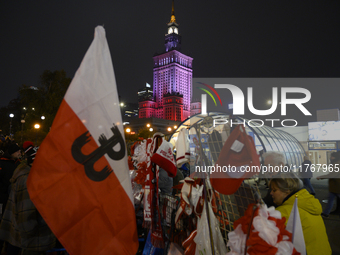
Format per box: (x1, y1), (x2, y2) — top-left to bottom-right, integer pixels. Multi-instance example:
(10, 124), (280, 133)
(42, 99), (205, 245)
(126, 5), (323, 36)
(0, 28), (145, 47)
(0, 141), (56, 255)
(317, 151), (340, 218)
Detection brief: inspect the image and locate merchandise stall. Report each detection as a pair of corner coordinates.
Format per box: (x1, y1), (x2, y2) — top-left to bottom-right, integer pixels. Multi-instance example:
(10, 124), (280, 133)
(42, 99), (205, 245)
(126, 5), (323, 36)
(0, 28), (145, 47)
(129, 112), (306, 254)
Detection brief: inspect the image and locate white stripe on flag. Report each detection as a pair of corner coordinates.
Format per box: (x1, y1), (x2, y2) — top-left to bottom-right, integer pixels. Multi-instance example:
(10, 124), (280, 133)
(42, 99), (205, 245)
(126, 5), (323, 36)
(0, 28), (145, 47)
(64, 26), (133, 203)
(286, 197), (306, 255)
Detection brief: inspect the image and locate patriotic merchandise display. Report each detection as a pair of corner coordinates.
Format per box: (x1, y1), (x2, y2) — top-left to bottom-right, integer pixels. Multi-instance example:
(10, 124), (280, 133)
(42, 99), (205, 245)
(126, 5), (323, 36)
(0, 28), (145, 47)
(129, 134), (177, 248)
(129, 126), (304, 255)
(226, 204), (300, 255)
(25, 26), (306, 255)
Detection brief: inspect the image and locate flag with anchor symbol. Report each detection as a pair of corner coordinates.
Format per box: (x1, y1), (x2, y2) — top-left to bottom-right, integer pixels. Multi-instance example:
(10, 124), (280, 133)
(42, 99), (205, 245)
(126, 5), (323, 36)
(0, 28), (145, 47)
(27, 26), (138, 255)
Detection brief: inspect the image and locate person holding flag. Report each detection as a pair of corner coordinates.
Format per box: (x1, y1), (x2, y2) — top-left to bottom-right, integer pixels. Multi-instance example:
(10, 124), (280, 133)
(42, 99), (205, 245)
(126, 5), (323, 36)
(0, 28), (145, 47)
(26, 26), (138, 255)
(0, 141), (56, 255)
(270, 172), (331, 255)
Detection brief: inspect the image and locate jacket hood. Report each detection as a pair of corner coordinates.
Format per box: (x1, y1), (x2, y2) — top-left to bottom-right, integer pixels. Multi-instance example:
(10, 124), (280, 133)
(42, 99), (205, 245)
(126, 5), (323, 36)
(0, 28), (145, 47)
(285, 189), (322, 215)
(10, 161), (30, 183)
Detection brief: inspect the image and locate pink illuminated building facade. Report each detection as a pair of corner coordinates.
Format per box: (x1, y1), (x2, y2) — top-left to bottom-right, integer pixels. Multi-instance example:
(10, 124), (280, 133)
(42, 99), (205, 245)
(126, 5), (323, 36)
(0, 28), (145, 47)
(139, 1), (193, 122)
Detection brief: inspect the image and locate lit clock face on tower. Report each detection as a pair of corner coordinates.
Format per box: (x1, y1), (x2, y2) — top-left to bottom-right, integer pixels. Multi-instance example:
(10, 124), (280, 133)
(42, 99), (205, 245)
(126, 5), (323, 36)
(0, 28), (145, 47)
(174, 28), (178, 34)
(168, 27), (173, 34)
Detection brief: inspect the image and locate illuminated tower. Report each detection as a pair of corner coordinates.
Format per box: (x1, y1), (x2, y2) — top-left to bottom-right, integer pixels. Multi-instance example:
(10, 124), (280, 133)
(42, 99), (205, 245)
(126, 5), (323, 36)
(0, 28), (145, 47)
(139, 1), (193, 121)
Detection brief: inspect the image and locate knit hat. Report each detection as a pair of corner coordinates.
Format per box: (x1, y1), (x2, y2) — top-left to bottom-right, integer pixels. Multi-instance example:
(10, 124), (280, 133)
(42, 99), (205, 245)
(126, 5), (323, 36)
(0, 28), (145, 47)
(23, 141), (37, 165)
(151, 140), (177, 177)
(8, 143), (21, 155)
(23, 141), (34, 150)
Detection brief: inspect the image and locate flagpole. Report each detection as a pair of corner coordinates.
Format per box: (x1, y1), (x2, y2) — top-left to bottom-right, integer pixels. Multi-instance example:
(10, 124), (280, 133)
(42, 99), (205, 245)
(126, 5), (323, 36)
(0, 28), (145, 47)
(244, 204), (257, 255)
(292, 195), (298, 241)
(203, 179), (215, 255)
(286, 193), (306, 255)
(194, 121), (215, 255)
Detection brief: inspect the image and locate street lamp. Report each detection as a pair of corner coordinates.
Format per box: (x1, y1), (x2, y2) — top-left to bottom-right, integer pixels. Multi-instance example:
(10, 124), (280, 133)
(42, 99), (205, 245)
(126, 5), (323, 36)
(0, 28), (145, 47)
(34, 124), (40, 145)
(149, 128), (153, 132)
(126, 128), (131, 133)
(21, 119), (25, 145)
(21, 107), (27, 145)
(41, 116), (45, 120)
(9, 113), (14, 136)
(167, 127), (172, 132)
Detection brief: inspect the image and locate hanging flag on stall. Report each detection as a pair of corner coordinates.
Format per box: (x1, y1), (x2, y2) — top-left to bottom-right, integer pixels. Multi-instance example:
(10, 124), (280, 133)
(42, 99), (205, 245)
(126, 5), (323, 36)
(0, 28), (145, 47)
(210, 125), (261, 195)
(286, 197), (306, 255)
(27, 26), (138, 255)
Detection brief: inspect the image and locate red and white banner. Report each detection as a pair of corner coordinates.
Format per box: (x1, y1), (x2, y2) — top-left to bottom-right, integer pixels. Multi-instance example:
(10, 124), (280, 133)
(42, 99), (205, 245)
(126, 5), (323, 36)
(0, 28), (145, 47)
(210, 125), (261, 195)
(27, 26), (138, 255)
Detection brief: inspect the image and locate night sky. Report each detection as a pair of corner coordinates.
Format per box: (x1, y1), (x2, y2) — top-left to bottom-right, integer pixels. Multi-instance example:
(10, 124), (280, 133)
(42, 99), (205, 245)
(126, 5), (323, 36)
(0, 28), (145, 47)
(1, 1), (340, 116)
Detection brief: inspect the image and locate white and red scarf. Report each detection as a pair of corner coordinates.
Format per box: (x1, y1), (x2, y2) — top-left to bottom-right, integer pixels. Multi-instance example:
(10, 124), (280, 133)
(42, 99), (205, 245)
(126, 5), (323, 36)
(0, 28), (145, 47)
(142, 134), (177, 248)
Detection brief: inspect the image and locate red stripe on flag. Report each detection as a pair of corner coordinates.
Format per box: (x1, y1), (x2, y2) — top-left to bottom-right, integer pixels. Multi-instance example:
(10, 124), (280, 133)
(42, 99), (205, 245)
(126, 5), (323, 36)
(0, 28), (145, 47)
(27, 100), (138, 255)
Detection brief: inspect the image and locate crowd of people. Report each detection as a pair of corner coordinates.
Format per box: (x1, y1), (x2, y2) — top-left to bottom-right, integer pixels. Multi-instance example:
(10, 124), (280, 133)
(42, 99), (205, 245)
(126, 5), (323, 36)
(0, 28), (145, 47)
(0, 135), (339, 254)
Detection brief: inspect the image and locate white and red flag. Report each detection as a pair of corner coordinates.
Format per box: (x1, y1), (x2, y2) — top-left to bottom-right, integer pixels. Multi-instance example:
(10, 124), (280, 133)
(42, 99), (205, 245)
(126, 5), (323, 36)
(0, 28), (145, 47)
(286, 197), (306, 255)
(210, 125), (261, 195)
(27, 26), (138, 255)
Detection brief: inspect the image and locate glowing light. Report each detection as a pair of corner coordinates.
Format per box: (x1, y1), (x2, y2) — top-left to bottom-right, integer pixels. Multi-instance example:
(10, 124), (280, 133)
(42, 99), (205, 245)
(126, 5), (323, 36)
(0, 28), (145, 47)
(126, 128), (131, 133)
(34, 124), (40, 129)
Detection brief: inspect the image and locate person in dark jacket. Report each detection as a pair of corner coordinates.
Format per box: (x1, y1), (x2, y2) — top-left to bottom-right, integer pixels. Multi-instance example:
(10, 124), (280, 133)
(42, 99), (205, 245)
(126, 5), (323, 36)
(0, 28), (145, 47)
(0, 143), (21, 213)
(0, 142), (56, 255)
(300, 155), (316, 196)
(0, 142), (21, 254)
(317, 151), (340, 218)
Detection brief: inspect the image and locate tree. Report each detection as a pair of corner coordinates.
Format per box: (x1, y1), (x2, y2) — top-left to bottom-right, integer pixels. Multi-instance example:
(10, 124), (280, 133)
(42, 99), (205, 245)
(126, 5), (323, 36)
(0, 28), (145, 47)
(0, 106), (10, 135)
(19, 70), (71, 135)
(0, 99), (22, 136)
